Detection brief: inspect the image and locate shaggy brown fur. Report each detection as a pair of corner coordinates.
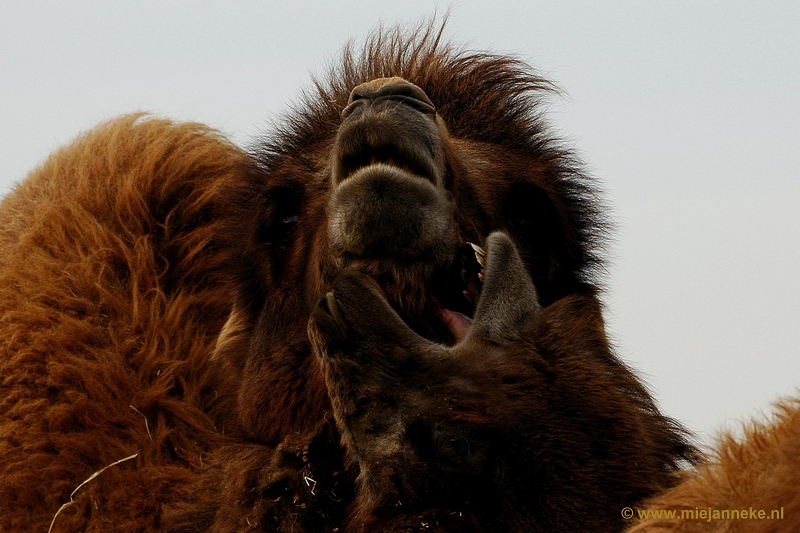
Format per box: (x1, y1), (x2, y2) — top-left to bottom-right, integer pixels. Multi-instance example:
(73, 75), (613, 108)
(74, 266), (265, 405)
(2, 21), (699, 533)
(0, 115), (246, 532)
(625, 396), (800, 533)
(218, 19), (608, 453)
(162, 24), (626, 530)
(196, 22), (696, 532)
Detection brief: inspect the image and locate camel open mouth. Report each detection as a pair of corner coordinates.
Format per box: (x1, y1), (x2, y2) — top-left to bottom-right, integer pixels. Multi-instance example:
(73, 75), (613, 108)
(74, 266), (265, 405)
(315, 243), (486, 349)
(329, 236), (487, 346)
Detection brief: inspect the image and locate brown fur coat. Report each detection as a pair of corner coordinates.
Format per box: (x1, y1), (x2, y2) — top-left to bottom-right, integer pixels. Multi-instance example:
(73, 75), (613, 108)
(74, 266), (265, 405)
(626, 396), (800, 533)
(0, 115), (244, 532)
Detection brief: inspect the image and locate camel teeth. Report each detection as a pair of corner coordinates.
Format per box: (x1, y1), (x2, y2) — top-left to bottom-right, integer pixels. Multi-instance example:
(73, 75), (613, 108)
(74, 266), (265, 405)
(469, 243), (486, 267)
(469, 242), (486, 257)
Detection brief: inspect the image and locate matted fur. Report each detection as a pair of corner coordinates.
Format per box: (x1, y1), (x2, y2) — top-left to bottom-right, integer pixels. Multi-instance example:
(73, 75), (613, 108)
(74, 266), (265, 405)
(0, 115), (246, 532)
(625, 396), (800, 533)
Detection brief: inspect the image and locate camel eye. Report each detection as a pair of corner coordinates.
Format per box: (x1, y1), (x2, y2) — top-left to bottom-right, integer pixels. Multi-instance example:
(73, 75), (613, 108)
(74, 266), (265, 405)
(504, 183), (557, 237)
(510, 216), (534, 229)
(447, 435), (472, 458)
(502, 183), (562, 271)
(258, 187), (302, 246)
(280, 214), (299, 234)
(406, 421), (436, 456)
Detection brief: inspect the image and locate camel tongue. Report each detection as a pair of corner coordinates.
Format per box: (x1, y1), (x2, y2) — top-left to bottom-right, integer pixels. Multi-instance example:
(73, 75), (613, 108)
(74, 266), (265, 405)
(438, 308), (473, 342)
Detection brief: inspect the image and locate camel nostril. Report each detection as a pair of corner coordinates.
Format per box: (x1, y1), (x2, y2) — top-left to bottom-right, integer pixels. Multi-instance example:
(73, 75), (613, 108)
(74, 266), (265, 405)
(344, 77), (436, 116)
(313, 292), (348, 343)
(346, 87), (371, 105)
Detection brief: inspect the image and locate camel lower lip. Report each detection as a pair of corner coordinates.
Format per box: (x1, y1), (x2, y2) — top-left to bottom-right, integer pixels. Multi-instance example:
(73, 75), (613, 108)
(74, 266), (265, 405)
(337, 155), (437, 187)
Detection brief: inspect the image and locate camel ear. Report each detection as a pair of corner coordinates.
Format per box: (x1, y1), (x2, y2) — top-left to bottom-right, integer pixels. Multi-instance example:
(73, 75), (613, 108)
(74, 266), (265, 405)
(466, 232), (540, 343)
(212, 302), (251, 369)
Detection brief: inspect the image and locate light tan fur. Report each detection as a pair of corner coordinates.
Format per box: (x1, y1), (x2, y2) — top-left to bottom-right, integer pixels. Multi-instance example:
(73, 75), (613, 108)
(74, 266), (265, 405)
(626, 396), (800, 533)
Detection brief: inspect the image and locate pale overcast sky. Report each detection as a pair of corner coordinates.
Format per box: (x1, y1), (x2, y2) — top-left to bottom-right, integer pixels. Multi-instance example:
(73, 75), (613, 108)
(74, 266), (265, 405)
(2, 1), (798, 447)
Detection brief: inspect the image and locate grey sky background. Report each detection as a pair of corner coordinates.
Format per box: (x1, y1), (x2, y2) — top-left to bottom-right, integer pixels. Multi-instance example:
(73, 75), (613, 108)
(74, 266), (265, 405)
(2, 1), (798, 448)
